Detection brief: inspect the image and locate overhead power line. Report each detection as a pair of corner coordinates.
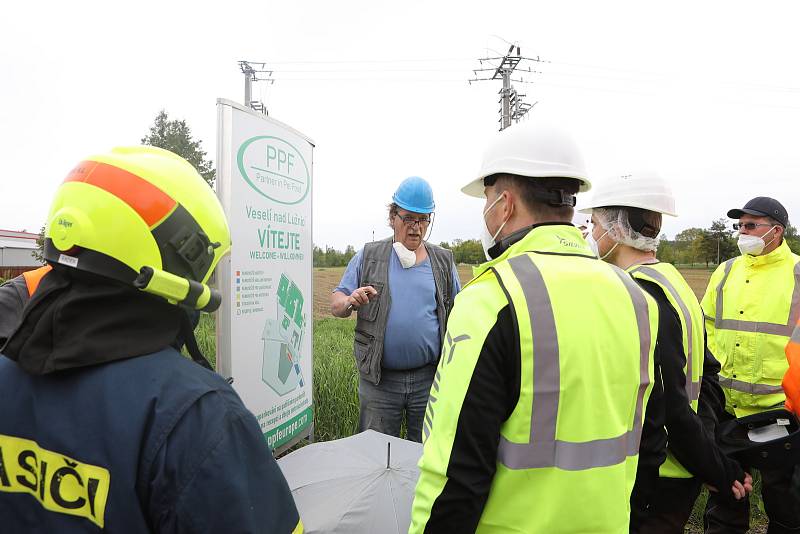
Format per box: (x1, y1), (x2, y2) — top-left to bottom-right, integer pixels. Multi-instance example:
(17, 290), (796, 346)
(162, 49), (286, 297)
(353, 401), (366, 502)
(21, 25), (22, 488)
(469, 43), (545, 130)
(239, 60), (274, 114)
(263, 56), (800, 95)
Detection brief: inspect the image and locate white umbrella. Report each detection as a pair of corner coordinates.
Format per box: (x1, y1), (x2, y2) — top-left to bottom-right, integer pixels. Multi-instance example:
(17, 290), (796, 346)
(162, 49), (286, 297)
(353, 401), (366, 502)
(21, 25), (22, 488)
(278, 430), (422, 534)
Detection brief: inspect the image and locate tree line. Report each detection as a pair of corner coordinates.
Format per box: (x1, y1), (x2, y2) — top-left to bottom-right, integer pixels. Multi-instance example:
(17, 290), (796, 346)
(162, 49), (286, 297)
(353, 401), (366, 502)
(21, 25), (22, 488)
(658, 218), (800, 267)
(315, 220), (800, 268)
(312, 240), (485, 267)
(313, 245), (357, 268)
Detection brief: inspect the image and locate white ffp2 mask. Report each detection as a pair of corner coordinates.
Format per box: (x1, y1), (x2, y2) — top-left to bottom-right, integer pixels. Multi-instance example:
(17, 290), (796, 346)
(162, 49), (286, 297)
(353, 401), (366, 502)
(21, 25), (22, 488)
(737, 226), (777, 256)
(585, 230), (600, 257)
(393, 241), (417, 268)
(587, 227), (618, 261)
(481, 194), (508, 260)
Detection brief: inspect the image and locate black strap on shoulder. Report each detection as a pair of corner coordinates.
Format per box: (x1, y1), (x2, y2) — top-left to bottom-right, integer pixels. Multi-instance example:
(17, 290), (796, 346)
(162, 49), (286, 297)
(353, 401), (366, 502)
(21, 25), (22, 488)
(177, 311), (234, 384)
(179, 310), (213, 371)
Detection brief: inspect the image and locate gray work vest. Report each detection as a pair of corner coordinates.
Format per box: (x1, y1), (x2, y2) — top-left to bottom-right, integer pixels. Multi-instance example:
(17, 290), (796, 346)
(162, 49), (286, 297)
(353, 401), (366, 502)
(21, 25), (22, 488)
(353, 238), (456, 385)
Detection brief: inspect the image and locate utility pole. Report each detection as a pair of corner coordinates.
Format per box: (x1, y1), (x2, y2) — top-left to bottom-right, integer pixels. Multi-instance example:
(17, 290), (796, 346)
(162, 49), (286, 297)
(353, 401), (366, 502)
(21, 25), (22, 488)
(238, 60), (274, 114)
(469, 44), (544, 130)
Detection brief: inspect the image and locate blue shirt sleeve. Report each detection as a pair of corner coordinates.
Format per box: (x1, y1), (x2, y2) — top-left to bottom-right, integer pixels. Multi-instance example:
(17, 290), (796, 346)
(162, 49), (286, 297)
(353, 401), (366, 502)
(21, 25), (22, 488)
(333, 248), (363, 295)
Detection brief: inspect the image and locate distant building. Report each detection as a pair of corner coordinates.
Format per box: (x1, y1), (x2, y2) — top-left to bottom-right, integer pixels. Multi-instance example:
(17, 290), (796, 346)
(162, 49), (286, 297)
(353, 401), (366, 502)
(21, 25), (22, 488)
(0, 229), (42, 279)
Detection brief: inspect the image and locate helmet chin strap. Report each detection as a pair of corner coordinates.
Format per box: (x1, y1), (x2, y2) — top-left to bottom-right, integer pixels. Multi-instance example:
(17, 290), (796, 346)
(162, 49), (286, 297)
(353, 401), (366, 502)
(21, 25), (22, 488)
(178, 311), (234, 384)
(179, 310), (213, 371)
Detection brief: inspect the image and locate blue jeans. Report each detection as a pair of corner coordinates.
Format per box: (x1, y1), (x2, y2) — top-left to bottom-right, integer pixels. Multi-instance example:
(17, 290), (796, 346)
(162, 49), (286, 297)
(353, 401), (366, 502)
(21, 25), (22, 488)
(358, 364), (436, 443)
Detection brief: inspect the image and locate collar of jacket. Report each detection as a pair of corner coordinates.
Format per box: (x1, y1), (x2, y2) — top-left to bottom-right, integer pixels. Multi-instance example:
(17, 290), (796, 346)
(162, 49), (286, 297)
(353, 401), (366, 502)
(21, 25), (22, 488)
(1, 265), (183, 375)
(473, 223), (593, 279)
(741, 239), (793, 268)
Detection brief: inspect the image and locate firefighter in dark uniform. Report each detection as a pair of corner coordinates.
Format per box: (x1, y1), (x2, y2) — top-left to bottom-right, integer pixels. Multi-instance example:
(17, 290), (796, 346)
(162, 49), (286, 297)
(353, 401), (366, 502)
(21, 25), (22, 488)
(0, 146), (303, 533)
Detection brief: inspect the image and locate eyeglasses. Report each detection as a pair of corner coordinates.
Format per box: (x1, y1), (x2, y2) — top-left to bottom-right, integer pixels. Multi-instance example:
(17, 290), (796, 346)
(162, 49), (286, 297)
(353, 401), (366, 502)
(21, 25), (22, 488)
(396, 214), (431, 227)
(733, 222), (773, 231)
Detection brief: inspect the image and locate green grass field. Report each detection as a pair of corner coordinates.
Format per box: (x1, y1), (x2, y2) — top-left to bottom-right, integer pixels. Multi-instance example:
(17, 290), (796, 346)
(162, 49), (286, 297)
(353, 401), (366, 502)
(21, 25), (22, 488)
(193, 266), (768, 533)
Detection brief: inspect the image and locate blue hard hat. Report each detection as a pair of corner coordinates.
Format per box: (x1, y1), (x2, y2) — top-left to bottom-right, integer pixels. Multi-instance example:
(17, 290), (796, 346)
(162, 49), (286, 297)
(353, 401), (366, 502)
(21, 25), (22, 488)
(392, 176), (435, 213)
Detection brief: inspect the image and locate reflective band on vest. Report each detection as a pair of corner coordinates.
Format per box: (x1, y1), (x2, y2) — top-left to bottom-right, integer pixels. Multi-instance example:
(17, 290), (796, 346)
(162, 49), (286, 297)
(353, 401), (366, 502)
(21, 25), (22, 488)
(792, 327), (800, 344)
(631, 265), (701, 401)
(719, 376), (785, 395)
(496, 255), (652, 471)
(715, 259), (800, 337)
(630, 263), (707, 479)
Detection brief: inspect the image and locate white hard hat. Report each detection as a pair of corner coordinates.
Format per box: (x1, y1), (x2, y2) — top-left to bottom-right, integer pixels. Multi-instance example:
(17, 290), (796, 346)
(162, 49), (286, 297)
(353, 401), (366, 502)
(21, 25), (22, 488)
(462, 120), (591, 198)
(579, 170), (677, 217)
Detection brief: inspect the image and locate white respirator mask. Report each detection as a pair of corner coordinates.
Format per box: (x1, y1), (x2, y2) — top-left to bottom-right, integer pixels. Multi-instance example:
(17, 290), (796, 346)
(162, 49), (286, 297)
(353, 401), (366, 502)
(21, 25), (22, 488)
(393, 241), (417, 268)
(586, 225), (617, 261)
(481, 193), (508, 261)
(737, 226), (777, 256)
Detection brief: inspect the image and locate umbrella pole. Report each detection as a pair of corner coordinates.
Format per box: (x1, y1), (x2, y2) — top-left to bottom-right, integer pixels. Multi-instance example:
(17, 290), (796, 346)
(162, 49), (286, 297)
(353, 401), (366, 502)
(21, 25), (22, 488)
(387, 442), (391, 469)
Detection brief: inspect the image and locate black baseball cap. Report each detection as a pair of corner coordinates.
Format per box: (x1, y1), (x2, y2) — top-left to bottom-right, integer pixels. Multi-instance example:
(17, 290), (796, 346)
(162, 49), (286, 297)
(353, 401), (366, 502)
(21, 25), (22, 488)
(727, 197), (789, 228)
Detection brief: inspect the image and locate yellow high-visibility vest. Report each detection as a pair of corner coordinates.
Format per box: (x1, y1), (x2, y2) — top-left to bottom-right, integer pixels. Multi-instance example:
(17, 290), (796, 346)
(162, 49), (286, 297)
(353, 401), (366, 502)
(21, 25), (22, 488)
(410, 225), (658, 534)
(701, 240), (800, 417)
(629, 262), (705, 479)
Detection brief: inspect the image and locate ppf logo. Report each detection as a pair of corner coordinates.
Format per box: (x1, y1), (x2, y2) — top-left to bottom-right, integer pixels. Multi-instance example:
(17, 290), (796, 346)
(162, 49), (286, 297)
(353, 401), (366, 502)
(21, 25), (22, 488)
(237, 135), (311, 205)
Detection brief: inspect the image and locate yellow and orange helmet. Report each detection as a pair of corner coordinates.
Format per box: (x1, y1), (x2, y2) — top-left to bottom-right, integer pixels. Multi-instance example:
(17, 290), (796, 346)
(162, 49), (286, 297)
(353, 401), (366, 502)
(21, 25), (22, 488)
(44, 146), (231, 311)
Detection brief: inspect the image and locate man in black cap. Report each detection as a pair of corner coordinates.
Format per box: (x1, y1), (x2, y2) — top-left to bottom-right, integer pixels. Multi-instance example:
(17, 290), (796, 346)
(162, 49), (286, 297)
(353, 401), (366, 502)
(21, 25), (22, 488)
(701, 196), (800, 533)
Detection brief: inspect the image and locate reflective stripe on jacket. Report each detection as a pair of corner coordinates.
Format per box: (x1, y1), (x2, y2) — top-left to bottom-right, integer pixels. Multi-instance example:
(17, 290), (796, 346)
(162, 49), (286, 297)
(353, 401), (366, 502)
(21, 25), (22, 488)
(701, 240), (800, 417)
(410, 225), (658, 534)
(630, 263), (705, 479)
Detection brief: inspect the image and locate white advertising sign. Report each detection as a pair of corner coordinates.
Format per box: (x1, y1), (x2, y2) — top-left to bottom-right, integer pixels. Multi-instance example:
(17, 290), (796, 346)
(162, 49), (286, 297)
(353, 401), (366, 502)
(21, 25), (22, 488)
(216, 99), (314, 453)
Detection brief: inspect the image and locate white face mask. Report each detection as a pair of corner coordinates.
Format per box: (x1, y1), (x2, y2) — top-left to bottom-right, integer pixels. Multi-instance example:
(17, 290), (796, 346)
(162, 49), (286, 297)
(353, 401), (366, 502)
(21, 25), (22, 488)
(392, 241), (417, 268)
(481, 193), (508, 260)
(737, 226), (777, 256)
(585, 229), (601, 257)
(587, 226), (618, 261)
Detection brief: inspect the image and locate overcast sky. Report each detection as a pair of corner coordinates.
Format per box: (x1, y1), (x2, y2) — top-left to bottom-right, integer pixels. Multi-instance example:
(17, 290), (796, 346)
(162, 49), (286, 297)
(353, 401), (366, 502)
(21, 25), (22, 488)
(2, 1), (799, 250)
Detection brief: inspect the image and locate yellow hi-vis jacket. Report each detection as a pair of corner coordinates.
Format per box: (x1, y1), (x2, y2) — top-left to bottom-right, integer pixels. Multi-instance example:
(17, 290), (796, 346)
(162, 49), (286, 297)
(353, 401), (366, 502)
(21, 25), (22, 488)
(409, 225), (658, 534)
(701, 240), (800, 417)
(629, 263), (705, 479)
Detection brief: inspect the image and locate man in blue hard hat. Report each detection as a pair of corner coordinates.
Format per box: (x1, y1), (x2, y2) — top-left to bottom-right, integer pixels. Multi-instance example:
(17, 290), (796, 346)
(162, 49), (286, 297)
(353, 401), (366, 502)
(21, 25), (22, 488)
(330, 176), (461, 442)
